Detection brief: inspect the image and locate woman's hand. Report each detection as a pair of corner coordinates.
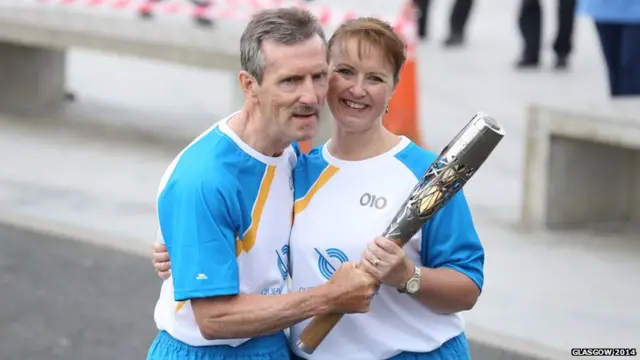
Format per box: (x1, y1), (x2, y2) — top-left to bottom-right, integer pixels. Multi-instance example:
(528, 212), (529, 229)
(361, 236), (414, 289)
(152, 242), (171, 280)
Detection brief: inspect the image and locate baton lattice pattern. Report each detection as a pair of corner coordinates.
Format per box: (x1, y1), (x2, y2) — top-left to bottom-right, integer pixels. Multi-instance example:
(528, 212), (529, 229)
(410, 156), (476, 219)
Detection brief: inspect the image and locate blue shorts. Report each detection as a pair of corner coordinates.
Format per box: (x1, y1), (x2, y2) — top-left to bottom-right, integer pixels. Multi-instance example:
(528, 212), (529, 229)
(147, 330), (291, 360)
(290, 332), (469, 360)
(388, 333), (470, 360)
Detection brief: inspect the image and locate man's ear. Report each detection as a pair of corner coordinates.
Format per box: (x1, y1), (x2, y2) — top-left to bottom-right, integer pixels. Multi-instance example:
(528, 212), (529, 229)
(239, 70), (259, 102)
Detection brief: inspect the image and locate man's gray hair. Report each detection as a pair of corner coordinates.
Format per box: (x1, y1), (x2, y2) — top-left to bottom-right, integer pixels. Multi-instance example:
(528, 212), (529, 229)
(240, 7), (327, 84)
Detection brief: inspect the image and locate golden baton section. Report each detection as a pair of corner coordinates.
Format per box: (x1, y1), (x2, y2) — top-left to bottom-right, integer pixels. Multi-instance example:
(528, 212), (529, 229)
(418, 186), (443, 214)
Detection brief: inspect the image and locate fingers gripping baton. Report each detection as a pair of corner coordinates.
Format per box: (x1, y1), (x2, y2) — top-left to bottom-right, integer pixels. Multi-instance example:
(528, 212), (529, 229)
(296, 112), (506, 355)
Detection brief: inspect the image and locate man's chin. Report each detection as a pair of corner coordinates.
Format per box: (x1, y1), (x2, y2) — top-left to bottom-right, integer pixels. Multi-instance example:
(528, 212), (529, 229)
(294, 125), (318, 143)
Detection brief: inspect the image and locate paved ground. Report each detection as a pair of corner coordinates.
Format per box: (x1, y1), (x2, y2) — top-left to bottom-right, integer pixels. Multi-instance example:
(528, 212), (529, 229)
(0, 221), (574, 360)
(0, 222), (159, 360)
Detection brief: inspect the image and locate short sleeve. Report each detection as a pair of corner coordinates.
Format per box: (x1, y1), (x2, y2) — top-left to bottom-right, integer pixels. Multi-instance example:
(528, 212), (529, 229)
(420, 191), (485, 292)
(158, 176), (240, 302)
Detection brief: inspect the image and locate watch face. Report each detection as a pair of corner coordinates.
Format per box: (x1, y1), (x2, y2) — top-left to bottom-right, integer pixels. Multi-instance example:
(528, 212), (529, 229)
(407, 279), (420, 293)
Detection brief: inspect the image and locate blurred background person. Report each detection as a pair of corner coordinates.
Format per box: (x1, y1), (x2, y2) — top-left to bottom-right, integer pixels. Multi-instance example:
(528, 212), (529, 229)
(516, 0), (576, 69)
(578, 0), (640, 96)
(414, 0), (474, 47)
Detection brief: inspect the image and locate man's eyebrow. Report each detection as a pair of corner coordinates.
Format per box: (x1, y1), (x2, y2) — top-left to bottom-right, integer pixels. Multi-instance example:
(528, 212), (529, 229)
(278, 69), (328, 79)
(279, 74), (304, 81)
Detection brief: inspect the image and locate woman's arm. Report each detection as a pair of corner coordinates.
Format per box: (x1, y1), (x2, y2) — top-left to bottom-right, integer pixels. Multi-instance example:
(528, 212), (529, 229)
(405, 265), (480, 314)
(361, 191), (484, 315)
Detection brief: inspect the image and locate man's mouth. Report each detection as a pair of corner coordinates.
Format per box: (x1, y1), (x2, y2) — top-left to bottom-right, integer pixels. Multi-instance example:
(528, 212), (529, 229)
(341, 99), (369, 110)
(292, 113), (317, 119)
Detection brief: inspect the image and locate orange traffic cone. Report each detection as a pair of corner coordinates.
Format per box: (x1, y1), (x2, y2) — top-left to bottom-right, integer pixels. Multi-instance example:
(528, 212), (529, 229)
(384, 1), (423, 148)
(383, 57), (421, 147)
(298, 140), (313, 154)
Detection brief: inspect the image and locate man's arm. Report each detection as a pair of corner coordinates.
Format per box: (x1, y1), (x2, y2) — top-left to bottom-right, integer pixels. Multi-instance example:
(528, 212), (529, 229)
(191, 262), (376, 339)
(152, 245), (374, 339)
(192, 291), (329, 340)
(411, 191), (484, 314)
(159, 173), (376, 340)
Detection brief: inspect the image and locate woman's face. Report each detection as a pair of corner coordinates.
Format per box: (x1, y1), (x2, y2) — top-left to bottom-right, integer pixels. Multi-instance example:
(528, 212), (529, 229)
(327, 37), (396, 133)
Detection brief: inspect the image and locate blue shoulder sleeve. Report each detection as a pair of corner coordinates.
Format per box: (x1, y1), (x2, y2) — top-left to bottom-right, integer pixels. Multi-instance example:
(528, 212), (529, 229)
(421, 191), (485, 292)
(158, 175), (240, 301)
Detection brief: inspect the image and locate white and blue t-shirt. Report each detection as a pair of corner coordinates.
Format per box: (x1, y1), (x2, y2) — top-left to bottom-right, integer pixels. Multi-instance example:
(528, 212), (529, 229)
(152, 113), (297, 347)
(289, 136), (484, 360)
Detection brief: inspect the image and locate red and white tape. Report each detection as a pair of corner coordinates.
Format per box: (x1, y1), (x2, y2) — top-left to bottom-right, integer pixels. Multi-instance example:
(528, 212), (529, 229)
(28, 0), (417, 54)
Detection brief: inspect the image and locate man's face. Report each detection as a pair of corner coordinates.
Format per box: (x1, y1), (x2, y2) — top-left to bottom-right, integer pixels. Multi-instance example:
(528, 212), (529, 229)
(255, 35), (329, 143)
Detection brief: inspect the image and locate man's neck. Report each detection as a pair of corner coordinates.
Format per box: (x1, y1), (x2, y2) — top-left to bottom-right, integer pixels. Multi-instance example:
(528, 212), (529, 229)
(329, 121), (400, 161)
(227, 108), (289, 157)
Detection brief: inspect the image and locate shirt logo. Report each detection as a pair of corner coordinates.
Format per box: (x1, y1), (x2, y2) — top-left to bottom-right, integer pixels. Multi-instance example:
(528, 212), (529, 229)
(276, 245), (289, 280)
(359, 192), (388, 209)
(315, 247), (349, 280)
(196, 273), (208, 280)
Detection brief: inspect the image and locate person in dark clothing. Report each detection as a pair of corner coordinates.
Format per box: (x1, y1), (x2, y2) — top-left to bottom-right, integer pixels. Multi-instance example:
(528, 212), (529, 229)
(414, 0), (474, 47)
(594, 24), (640, 96)
(516, 0), (577, 69)
(579, 0), (640, 96)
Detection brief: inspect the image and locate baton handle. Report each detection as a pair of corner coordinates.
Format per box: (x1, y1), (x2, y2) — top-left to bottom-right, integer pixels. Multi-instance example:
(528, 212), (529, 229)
(296, 313), (345, 354)
(297, 238), (403, 354)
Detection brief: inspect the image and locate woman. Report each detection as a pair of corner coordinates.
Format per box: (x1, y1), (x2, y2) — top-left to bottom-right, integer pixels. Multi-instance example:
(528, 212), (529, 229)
(153, 17), (484, 360)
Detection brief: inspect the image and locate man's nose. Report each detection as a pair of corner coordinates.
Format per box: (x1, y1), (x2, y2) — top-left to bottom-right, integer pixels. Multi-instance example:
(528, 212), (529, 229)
(298, 78), (319, 105)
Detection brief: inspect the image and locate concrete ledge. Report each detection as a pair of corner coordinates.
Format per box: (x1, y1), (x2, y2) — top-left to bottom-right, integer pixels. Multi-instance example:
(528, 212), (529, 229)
(0, 5), (243, 71)
(0, 4), (247, 115)
(522, 100), (640, 232)
(0, 42), (66, 114)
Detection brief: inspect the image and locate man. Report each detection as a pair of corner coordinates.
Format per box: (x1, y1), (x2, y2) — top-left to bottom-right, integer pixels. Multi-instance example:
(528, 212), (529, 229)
(147, 8), (378, 360)
(516, 0), (576, 69)
(578, 0), (640, 96)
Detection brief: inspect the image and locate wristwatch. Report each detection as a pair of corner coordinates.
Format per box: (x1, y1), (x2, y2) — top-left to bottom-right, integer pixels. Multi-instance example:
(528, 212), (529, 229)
(398, 265), (421, 294)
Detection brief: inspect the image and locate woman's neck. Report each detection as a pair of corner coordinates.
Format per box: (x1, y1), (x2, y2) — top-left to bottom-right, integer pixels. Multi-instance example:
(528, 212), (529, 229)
(329, 122), (401, 161)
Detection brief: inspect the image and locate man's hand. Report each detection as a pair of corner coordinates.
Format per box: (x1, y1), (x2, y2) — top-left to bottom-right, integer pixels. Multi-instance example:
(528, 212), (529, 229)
(324, 262), (378, 314)
(152, 242), (171, 280)
(360, 236), (414, 289)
